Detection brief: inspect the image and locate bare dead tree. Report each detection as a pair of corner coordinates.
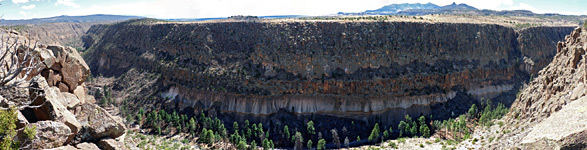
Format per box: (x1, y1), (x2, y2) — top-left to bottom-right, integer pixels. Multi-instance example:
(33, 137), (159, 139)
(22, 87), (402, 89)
(0, 29), (45, 110)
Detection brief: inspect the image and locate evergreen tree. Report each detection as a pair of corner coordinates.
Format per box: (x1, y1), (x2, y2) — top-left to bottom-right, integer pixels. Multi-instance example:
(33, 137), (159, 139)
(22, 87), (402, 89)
(383, 130), (389, 139)
(331, 129), (340, 148)
(263, 138), (270, 150)
(307, 140), (313, 150)
(368, 123), (380, 142)
(251, 140), (257, 150)
(233, 121), (239, 133)
(317, 139), (326, 150)
(468, 104), (478, 118)
(398, 121), (408, 137)
(237, 140), (247, 150)
(200, 128), (209, 144)
(307, 121), (316, 135)
(294, 132), (304, 150)
(344, 137), (350, 148)
(284, 125), (290, 140)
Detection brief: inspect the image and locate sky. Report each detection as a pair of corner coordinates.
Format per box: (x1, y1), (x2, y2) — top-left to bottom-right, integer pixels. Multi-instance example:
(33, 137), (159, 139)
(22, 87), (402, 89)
(1, 0), (586, 20)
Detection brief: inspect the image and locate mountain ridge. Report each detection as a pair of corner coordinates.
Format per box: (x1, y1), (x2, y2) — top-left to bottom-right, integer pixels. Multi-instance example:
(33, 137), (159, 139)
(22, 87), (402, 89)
(0, 14), (144, 25)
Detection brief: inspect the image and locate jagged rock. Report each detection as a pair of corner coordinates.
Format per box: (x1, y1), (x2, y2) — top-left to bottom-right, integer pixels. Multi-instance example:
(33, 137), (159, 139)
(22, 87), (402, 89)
(61, 92), (81, 109)
(76, 142), (100, 150)
(74, 103), (126, 140)
(73, 85), (86, 104)
(37, 48), (56, 69)
(98, 138), (124, 150)
(490, 27), (587, 149)
(47, 45), (90, 92)
(16, 110), (29, 129)
(41, 69), (62, 86)
(28, 121), (72, 149)
(58, 82), (70, 92)
(45, 145), (78, 150)
(33, 87), (81, 143)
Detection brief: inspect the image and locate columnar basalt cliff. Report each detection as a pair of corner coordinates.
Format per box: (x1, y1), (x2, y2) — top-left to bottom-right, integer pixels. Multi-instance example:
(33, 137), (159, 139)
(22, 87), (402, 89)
(83, 19), (573, 120)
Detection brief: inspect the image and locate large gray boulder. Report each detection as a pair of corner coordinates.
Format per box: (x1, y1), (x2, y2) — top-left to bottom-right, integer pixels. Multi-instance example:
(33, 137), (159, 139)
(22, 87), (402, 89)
(74, 103), (126, 141)
(28, 121), (72, 149)
(98, 138), (125, 150)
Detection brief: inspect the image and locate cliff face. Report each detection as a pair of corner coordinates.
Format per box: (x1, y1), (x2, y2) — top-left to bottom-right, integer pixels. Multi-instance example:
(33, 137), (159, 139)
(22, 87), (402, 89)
(83, 20), (573, 117)
(7, 23), (94, 50)
(489, 27), (587, 149)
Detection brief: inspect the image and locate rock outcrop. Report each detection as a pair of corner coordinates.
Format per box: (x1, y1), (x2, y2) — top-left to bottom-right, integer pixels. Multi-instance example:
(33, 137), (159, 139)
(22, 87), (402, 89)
(490, 27), (587, 149)
(0, 29), (126, 149)
(83, 19), (573, 119)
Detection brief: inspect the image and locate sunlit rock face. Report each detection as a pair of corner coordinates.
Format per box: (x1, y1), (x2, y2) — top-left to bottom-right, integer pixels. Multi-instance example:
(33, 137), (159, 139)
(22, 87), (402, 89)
(83, 20), (572, 117)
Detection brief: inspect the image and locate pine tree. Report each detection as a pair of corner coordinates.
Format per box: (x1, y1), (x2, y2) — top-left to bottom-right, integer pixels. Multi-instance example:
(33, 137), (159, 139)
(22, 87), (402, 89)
(317, 139), (326, 150)
(294, 132), (304, 150)
(307, 121), (316, 135)
(284, 125), (290, 140)
(263, 138), (270, 150)
(368, 123), (380, 142)
(307, 140), (313, 150)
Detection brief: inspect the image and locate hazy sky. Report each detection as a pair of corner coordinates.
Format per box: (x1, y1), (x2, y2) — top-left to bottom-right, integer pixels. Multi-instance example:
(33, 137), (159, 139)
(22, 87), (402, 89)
(1, 0), (586, 19)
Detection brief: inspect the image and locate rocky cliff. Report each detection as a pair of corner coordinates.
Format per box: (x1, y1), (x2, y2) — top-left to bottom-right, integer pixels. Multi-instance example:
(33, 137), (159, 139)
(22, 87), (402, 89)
(9, 23), (95, 50)
(83, 19), (573, 120)
(489, 27), (587, 149)
(0, 29), (126, 149)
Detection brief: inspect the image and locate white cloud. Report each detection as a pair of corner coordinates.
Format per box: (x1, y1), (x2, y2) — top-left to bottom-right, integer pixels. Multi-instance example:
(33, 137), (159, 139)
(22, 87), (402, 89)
(19, 11), (27, 16)
(21, 4), (35, 10)
(56, 0), (79, 8)
(509, 3), (539, 12)
(12, 0), (28, 4)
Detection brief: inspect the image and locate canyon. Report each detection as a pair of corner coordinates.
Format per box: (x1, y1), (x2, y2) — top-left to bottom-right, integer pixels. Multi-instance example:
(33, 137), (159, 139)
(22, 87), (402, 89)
(82, 18), (573, 128)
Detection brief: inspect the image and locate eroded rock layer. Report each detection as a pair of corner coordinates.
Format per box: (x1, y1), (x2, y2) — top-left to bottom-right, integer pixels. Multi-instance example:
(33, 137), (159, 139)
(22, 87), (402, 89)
(83, 20), (573, 116)
(490, 27), (587, 150)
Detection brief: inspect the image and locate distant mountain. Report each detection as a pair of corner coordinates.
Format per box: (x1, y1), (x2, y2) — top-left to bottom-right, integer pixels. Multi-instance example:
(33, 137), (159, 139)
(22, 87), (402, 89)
(363, 3), (440, 14)
(339, 2), (565, 17)
(440, 2), (476, 10)
(0, 14), (144, 25)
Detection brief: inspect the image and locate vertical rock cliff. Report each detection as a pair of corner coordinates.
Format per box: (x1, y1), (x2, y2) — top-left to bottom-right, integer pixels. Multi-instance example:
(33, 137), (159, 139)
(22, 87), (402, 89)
(82, 20), (573, 124)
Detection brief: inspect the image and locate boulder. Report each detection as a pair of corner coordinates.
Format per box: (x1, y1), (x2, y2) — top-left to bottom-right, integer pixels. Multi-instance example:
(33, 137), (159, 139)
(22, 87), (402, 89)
(45, 145), (78, 150)
(33, 87), (81, 143)
(61, 92), (81, 109)
(74, 103), (126, 140)
(73, 86), (86, 104)
(16, 110), (29, 129)
(41, 69), (62, 86)
(75, 142), (100, 150)
(36, 48), (56, 70)
(58, 82), (70, 93)
(49, 45), (90, 92)
(98, 138), (124, 150)
(28, 121), (72, 149)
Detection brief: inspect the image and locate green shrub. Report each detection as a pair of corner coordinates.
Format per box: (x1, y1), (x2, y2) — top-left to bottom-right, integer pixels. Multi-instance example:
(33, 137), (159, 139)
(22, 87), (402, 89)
(0, 107), (17, 149)
(397, 138), (406, 143)
(388, 142), (398, 148)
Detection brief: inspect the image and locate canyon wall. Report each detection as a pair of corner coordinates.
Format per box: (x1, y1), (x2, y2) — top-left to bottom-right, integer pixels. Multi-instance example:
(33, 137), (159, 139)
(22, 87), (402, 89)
(7, 23), (94, 49)
(83, 20), (573, 117)
(489, 27), (587, 150)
